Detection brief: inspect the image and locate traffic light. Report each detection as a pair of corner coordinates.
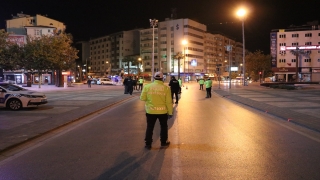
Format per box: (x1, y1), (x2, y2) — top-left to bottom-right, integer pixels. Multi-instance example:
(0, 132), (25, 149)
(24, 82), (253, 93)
(259, 71), (262, 75)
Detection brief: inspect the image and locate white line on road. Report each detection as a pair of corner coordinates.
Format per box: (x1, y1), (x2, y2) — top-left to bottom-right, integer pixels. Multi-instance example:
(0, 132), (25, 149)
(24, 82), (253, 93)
(172, 113), (182, 180)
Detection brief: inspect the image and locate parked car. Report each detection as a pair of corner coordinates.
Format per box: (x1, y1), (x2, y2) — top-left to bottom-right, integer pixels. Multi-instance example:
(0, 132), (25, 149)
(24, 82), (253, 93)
(97, 78), (113, 85)
(0, 83), (48, 110)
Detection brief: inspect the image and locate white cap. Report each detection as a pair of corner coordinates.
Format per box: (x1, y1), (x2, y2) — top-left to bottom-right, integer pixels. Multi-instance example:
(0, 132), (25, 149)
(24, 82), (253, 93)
(154, 72), (163, 78)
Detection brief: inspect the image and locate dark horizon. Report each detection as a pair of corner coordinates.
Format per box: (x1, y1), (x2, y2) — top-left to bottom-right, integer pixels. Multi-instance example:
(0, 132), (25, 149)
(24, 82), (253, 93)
(1, 0), (319, 54)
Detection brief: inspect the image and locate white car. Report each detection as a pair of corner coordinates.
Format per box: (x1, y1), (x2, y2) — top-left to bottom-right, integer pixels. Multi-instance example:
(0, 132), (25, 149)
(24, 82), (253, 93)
(96, 78), (113, 85)
(0, 83), (48, 110)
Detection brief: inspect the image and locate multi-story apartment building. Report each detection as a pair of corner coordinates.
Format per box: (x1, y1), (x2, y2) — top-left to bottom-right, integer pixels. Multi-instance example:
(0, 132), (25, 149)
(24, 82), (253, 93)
(156, 18), (207, 81)
(204, 33), (241, 79)
(271, 21), (320, 82)
(88, 29), (140, 77)
(75, 41), (90, 81)
(140, 28), (159, 75)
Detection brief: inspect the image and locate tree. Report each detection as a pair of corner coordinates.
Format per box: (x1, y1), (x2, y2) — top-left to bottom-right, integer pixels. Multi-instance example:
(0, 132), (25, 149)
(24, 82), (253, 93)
(245, 50), (272, 81)
(0, 30), (24, 71)
(24, 33), (78, 88)
(173, 52), (184, 79)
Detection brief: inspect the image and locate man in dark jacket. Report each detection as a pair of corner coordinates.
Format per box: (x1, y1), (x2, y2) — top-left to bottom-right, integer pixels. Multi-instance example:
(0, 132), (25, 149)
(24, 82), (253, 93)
(125, 76), (134, 95)
(168, 76), (180, 104)
(123, 77), (129, 94)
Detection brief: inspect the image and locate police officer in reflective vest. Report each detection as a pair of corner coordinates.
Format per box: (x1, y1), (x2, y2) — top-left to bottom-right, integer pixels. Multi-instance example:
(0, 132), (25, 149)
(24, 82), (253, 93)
(140, 72), (173, 149)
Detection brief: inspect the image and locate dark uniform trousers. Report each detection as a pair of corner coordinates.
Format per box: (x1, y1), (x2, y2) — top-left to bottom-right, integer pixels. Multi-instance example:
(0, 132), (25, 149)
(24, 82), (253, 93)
(145, 113), (168, 145)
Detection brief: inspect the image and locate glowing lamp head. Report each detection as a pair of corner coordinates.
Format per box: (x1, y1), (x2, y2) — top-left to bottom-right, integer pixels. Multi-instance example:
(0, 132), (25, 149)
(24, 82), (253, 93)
(182, 40), (188, 45)
(236, 9), (247, 18)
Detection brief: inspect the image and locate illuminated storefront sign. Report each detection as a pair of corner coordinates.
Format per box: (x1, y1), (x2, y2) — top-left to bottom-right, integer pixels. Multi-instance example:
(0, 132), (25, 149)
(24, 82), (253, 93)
(270, 32), (277, 68)
(272, 67), (296, 72)
(7, 35), (27, 46)
(190, 59), (197, 66)
(280, 45), (320, 51)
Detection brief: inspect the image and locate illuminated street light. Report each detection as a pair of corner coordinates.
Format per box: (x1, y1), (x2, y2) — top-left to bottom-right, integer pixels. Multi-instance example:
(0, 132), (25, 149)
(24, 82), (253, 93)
(150, 19), (158, 81)
(138, 57), (142, 74)
(236, 8), (247, 86)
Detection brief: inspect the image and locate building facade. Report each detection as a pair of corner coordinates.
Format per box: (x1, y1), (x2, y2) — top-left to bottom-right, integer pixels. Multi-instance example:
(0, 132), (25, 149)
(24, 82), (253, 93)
(156, 18), (206, 81)
(88, 29), (141, 77)
(204, 33), (242, 79)
(271, 22), (320, 82)
(139, 28), (159, 75)
(6, 13), (65, 35)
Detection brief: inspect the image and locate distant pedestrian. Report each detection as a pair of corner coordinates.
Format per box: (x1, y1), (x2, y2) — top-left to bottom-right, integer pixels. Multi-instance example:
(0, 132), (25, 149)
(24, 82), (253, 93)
(123, 77), (129, 94)
(87, 78), (92, 88)
(125, 76), (134, 95)
(199, 78), (205, 90)
(133, 77), (137, 90)
(138, 77), (144, 91)
(140, 72), (173, 150)
(178, 78), (182, 94)
(169, 76), (180, 104)
(205, 78), (212, 98)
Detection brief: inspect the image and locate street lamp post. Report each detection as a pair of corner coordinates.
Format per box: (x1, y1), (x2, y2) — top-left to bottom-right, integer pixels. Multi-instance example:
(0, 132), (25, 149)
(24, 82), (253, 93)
(237, 8), (247, 86)
(225, 39), (232, 89)
(138, 57), (142, 75)
(182, 40), (188, 82)
(105, 61), (109, 76)
(150, 19), (158, 81)
(290, 46), (307, 82)
(85, 57), (91, 79)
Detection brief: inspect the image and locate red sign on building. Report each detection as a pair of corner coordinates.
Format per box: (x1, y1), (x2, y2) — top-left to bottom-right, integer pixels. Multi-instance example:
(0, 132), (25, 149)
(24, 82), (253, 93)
(7, 35), (27, 46)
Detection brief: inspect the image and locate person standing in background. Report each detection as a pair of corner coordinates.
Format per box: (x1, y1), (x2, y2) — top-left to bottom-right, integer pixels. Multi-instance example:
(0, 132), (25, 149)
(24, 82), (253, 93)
(198, 78), (205, 90)
(125, 76), (134, 95)
(138, 77), (144, 91)
(87, 78), (92, 88)
(178, 78), (182, 94)
(132, 77), (137, 90)
(123, 77), (129, 94)
(205, 78), (212, 98)
(168, 76), (180, 104)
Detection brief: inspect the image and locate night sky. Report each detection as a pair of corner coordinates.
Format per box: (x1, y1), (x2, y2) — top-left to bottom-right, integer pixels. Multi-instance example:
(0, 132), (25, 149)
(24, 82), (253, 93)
(1, 0), (319, 54)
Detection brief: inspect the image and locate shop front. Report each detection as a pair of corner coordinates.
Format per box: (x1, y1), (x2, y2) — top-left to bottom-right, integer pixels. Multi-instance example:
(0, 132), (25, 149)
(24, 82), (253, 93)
(272, 67), (297, 82)
(2, 70), (54, 85)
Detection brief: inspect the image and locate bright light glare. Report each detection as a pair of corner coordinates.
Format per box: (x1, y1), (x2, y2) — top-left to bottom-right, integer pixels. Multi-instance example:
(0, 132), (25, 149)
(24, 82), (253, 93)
(236, 9), (247, 17)
(182, 40), (188, 45)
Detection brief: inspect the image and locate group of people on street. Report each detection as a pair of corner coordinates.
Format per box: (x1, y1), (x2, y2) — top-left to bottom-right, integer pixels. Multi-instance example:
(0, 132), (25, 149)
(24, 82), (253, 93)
(123, 76), (144, 95)
(198, 77), (212, 98)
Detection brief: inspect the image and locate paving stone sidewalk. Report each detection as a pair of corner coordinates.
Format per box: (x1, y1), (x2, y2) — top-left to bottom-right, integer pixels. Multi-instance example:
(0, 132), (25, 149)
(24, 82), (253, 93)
(212, 82), (320, 132)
